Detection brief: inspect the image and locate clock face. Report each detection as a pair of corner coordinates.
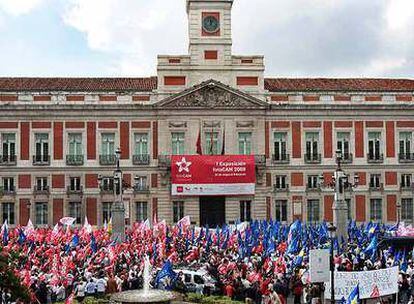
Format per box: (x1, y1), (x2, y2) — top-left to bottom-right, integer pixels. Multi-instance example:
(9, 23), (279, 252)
(202, 15), (220, 33)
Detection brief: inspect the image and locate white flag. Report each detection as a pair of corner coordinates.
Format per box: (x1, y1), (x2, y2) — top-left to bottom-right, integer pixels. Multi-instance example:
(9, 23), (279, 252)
(83, 216), (92, 234)
(51, 223), (59, 236)
(59, 217), (76, 226)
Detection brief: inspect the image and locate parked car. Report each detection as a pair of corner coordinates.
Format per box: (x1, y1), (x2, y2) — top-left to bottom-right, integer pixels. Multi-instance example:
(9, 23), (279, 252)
(177, 269), (219, 295)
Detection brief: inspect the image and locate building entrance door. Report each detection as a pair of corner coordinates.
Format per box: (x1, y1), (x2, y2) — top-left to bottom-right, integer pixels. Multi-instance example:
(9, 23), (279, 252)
(199, 196), (226, 227)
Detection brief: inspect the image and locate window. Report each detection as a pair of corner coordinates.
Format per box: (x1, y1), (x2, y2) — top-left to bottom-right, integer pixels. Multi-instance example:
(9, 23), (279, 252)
(102, 202), (112, 223)
(35, 177), (48, 191)
(194, 275), (204, 284)
(240, 200), (251, 222)
(370, 199), (382, 221)
(35, 133), (49, 162)
(337, 132), (351, 160)
(205, 131), (219, 155)
(1, 133), (16, 162)
(305, 132), (320, 162)
(369, 174), (381, 189)
(275, 200), (287, 222)
(171, 132), (185, 155)
(101, 133), (115, 156)
(69, 177), (81, 191)
(173, 201), (184, 223)
(134, 176), (148, 191)
(134, 133), (148, 155)
(35, 202), (48, 225)
(2, 177), (15, 193)
(238, 132), (252, 155)
(273, 132), (287, 161)
(368, 132), (382, 160)
(68, 133), (82, 156)
(307, 199), (320, 224)
(346, 198), (352, 220)
(69, 202), (82, 224)
(136, 201), (148, 222)
(2, 203), (14, 225)
(274, 175), (287, 190)
(401, 174), (412, 189)
(101, 177), (114, 192)
(399, 132), (412, 160)
(307, 175), (319, 190)
(402, 198), (413, 223)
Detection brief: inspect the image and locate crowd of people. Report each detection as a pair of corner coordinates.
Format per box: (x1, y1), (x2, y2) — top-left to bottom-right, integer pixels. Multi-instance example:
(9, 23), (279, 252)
(0, 218), (412, 303)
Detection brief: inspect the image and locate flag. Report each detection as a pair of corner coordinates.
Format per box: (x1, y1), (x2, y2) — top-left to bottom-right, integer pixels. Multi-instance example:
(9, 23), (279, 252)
(25, 219), (34, 235)
(65, 293), (74, 304)
(59, 217), (76, 226)
(155, 260), (177, 288)
(71, 234), (79, 247)
(1, 220), (8, 246)
(347, 285), (359, 304)
(363, 236), (378, 259)
(196, 129), (202, 155)
(90, 233), (97, 253)
(177, 216), (191, 230)
(107, 217), (113, 234)
(84, 216), (92, 234)
(18, 228), (26, 245)
(52, 223), (59, 236)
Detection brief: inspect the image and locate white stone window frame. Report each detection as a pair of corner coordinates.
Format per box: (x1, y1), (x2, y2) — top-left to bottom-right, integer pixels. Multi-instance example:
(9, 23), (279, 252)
(131, 131), (151, 158)
(170, 130), (186, 155)
(65, 130), (86, 158)
(366, 128), (384, 159)
(273, 130), (290, 160)
(0, 130), (18, 160)
(32, 130), (52, 161)
(98, 131), (119, 156)
(303, 129), (322, 159)
(334, 128), (354, 158)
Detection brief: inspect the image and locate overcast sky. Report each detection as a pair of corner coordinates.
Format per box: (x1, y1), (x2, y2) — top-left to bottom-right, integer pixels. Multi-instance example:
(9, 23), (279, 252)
(0, 0), (413, 78)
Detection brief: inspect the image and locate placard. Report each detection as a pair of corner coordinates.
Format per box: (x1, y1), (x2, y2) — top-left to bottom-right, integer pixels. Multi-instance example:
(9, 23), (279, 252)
(309, 249), (330, 282)
(325, 266), (398, 300)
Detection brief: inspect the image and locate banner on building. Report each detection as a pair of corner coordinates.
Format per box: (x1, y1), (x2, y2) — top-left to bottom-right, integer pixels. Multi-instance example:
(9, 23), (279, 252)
(171, 155), (256, 196)
(309, 249), (330, 282)
(324, 266), (398, 300)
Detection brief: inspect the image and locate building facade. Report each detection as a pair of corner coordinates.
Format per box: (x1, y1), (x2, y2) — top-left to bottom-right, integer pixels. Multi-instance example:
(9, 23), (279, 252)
(1, 0), (414, 227)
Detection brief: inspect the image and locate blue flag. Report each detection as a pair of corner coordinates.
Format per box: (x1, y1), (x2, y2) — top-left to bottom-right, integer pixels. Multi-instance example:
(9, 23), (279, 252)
(346, 285), (359, 304)
(18, 228), (26, 245)
(155, 260), (177, 289)
(90, 233), (97, 253)
(71, 234), (79, 247)
(1, 221), (8, 246)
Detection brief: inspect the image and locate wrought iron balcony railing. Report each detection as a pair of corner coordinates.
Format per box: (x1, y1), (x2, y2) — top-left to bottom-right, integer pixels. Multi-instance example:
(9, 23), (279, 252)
(99, 154), (116, 165)
(399, 153), (414, 163)
(132, 154), (150, 165)
(273, 184), (289, 192)
(133, 184), (150, 194)
(304, 153), (322, 164)
(66, 154), (84, 166)
(0, 154), (16, 166)
(33, 155), (50, 166)
(341, 153), (353, 164)
(33, 185), (50, 195)
(272, 153), (290, 164)
(67, 185), (83, 195)
(367, 153), (384, 163)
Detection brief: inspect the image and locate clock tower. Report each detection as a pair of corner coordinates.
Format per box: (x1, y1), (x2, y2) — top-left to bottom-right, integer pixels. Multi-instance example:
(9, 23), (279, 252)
(186, 0), (233, 66)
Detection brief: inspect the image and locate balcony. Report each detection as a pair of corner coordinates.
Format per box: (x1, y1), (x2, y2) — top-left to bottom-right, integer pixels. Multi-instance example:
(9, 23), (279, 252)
(158, 155), (171, 168)
(67, 185), (83, 195)
(400, 183), (414, 192)
(306, 185), (321, 192)
(399, 153), (414, 163)
(99, 154), (116, 165)
(367, 153), (384, 163)
(32, 155), (50, 166)
(304, 153), (321, 164)
(273, 184), (289, 192)
(133, 184), (150, 194)
(100, 185), (114, 195)
(133, 154), (150, 165)
(0, 186), (16, 196)
(341, 153), (353, 164)
(272, 153), (290, 164)
(33, 185), (50, 195)
(369, 183), (384, 192)
(0, 154), (16, 166)
(66, 155), (84, 166)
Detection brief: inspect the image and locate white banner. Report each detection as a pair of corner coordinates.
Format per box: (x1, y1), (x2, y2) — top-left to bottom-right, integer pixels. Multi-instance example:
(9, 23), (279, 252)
(325, 266), (399, 300)
(172, 183), (255, 196)
(309, 249), (330, 282)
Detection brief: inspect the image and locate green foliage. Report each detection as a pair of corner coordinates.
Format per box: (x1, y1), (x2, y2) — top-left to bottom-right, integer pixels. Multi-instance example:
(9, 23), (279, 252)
(185, 293), (243, 304)
(0, 246), (31, 303)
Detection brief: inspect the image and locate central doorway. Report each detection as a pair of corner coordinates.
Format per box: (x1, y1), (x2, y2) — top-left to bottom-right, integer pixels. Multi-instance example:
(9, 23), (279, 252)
(199, 196), (226, 227)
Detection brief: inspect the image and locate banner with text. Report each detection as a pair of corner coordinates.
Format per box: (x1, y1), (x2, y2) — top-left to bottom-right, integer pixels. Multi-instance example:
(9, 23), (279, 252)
(171, 155), (256, 196)
(324, 266), (398, 300)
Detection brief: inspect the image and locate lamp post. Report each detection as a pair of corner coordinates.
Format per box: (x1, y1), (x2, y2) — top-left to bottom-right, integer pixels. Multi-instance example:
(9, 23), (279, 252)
(98, 148), (125, 243)
(328, 223), (337, 303)
(396, 201), (402, 223)
(319, 150), (359, 242)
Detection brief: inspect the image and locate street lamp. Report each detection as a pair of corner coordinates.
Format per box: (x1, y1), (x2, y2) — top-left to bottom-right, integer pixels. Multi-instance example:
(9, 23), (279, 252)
(319, 150), (359, 241)
(97, 147), (125, 243)
(328, 223), (337, 303)
(396, 201), (402, 223)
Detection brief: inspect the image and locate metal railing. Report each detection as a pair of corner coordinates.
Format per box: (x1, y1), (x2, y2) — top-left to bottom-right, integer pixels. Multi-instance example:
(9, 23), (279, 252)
(99, 154), (116, 165)
(272, 153), (290, 164)
(33, 155), (50, 165)
(133, 184), (150, 194)
(0, 186), (15, 196)
(273, 184), (289, 192)
(304, 153), (322, 164)
(66, 154), (84, 166)
(67, 185), (83, 195)
(341, 153), (353, 164)
(367, 153), (384, 163)
(399, 153), (414, 163)
(369, 182), (384, 191)
(132, 154), (150, 165)
(33, 185), (50, 195)
(400, 183), (414, 191)
(0, 154), (16, 166)
(100, 185), (114, 194)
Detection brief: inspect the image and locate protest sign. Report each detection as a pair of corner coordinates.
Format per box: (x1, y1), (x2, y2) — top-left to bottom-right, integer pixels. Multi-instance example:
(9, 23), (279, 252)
(325, 266), (398, 300)
(309, 249), (330, 282)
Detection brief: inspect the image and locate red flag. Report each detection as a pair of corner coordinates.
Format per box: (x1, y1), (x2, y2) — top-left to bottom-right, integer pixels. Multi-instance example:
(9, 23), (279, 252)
(65, 293), (74, 304)
(196, 130), (202, 155)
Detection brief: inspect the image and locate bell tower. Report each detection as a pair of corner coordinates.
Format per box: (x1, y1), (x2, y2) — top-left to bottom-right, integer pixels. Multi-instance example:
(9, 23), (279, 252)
(186, 0), (233, 66)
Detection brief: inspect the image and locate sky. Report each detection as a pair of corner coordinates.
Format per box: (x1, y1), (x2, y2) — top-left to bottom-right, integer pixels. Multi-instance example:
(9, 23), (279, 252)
(0, 0), (413, 78)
